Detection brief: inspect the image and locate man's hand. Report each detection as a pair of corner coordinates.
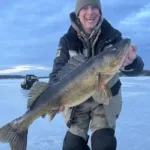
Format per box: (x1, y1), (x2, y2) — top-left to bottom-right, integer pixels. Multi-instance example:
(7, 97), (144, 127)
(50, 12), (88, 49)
(41, 106), (65, 118)
(120, 45), (137, 70)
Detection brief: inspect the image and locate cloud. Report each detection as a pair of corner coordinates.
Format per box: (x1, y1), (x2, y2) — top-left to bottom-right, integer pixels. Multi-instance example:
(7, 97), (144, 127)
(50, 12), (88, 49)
(0, 1), (74, 70)
(0, 65), (50, 74)
(0, 0), (149, 71)
(114, 2), (150, 69)
(120, 3), (150, 26)
(117, 3), (150, 44)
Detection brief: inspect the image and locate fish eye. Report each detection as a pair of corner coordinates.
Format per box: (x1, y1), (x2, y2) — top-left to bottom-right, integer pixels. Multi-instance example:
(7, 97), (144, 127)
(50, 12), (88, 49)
(111, 47), (117, 52)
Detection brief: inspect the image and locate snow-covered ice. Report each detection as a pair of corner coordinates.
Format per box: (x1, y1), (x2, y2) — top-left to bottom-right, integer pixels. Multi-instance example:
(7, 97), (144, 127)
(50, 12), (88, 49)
(0, 77), (150, 150)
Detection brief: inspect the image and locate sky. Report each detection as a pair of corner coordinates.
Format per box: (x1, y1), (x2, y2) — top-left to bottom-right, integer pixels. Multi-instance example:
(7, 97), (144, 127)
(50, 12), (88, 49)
(0, 0), (149, 76)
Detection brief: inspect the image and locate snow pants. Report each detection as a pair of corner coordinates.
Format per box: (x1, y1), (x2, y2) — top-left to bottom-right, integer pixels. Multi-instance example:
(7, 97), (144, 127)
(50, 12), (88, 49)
(62, 97), (117, 150)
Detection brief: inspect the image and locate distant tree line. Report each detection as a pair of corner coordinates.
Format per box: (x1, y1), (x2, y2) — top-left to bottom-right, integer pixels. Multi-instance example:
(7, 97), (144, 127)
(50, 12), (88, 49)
(0, 75), (49, 79)
(119, 70), (150, 77)
(0, 70), (150, 79)
(0, 75), (25, 79)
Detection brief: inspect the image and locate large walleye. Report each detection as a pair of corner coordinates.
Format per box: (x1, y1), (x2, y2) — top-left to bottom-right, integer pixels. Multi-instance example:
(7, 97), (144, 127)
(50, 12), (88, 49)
(0, 39), (131, 150)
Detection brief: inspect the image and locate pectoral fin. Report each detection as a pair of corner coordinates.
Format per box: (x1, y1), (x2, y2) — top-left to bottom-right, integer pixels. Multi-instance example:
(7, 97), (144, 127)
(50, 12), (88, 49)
(96, 72), (112, 105)
(99, 84), (112, 105)
(48, 109), (59, 122)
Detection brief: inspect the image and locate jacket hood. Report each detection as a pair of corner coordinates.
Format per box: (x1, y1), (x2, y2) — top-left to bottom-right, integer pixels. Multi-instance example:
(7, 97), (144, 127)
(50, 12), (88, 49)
(69, 12), (103, 40)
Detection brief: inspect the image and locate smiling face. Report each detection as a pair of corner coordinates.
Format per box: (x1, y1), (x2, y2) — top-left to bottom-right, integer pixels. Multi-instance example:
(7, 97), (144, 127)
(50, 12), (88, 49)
(78, 5), (100, 35)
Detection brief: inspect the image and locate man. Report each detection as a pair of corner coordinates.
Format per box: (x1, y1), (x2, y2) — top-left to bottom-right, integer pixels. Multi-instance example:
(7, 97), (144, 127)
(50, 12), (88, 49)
(48, 0), (144, 149)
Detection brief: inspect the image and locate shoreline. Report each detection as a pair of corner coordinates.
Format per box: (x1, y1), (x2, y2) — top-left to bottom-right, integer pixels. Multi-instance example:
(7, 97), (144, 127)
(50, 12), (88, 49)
(0, 70), (150, 79)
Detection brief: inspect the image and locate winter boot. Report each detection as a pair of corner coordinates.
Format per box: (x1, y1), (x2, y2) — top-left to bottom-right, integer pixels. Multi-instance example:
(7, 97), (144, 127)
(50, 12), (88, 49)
(63, 131), (90, 150)
(91, 128), (117, 150)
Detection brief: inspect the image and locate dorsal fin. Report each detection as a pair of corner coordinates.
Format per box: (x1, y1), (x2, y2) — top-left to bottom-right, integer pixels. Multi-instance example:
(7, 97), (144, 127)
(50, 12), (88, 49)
(56, 52), (87, 81)
(27, 52), (87, 109)
(27, 81), (49, 109)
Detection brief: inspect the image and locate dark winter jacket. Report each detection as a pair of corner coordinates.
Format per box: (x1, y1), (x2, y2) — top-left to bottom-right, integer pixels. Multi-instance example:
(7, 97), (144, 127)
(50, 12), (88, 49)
(49, 16), (144, 96)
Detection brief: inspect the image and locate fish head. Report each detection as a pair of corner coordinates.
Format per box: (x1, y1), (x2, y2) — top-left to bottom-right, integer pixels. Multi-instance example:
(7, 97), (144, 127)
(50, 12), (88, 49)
(94, 38), (131, 76)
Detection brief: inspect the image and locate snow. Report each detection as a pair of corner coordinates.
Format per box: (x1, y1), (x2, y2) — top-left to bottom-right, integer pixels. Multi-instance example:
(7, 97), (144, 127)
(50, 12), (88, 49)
(0, 77), (150, 150)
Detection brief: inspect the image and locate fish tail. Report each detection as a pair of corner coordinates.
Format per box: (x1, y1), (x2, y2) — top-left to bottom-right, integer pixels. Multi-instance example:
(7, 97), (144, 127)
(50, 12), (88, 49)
(0, 117), (28, 150)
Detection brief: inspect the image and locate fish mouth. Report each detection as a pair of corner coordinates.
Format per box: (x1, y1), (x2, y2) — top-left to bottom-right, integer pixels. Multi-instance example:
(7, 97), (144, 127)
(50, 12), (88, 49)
(101, 39), (131, 74)
(119, 44), (131, 69)
(112, 38), (131, 70)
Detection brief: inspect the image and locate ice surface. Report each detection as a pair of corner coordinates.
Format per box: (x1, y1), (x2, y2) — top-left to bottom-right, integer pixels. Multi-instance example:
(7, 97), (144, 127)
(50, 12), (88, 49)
(0, 77), (150, 150)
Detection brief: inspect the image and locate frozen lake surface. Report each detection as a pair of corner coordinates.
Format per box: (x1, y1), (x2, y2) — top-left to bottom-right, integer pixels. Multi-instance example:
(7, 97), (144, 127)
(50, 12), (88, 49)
(0, 77), (150, 150)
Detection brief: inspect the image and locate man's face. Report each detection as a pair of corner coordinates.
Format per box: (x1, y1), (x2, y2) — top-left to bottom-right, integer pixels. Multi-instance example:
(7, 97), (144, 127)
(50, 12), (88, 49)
(78, 5), (100, 34)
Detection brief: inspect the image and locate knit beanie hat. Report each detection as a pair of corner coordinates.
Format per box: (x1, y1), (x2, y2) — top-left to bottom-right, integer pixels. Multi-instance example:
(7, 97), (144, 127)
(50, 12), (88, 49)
(75, 0), (102, 16)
